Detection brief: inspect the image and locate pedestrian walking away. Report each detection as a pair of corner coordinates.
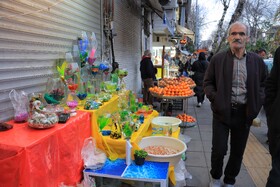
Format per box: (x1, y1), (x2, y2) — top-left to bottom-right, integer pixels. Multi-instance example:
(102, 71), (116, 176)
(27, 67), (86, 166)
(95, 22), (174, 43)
(264, 46), (280, 187)
(191, 52), (209, 107)
(203, 21), (267, 187)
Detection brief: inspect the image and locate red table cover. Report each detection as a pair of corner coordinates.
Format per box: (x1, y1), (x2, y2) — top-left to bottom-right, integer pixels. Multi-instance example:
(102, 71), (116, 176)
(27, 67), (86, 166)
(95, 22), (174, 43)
(0, 111), (91, 187)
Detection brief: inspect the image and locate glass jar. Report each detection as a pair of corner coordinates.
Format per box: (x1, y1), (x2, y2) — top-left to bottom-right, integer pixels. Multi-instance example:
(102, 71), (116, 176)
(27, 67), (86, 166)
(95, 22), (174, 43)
(44, 77), (67, 105)
(28, 95), (58, 129)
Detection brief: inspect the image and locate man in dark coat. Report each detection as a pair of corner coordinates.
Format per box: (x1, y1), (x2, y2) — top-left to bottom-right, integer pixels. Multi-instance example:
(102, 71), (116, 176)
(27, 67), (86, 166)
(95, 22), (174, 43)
(204, 21), (267, 187)
(140, 49), (155, 105)
(265, 46), (280, 187)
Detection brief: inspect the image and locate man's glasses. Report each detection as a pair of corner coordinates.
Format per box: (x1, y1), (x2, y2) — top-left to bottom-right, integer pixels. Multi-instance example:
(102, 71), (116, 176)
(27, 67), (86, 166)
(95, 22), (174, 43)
(230, 32), (246, 36)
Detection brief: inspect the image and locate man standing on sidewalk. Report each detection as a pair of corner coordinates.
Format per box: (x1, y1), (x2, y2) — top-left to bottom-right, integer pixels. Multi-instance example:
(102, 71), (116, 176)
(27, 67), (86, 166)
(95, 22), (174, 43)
(140, 49), (156, 106)
(204, 21), (267, 187)
(265, 46), (280, 187)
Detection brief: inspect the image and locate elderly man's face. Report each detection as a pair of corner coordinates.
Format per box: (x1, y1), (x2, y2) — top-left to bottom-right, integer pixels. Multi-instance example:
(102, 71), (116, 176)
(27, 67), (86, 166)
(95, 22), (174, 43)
(227, 23), (249, 50)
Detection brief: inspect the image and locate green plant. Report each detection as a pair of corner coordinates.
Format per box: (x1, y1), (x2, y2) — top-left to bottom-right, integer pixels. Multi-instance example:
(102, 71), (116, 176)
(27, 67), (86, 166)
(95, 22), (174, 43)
(134, 149), (148, 158)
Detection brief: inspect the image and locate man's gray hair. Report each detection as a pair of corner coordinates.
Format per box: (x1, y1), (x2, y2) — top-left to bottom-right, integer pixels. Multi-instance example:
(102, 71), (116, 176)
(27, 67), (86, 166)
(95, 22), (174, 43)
(227, 21), (250, 36)
(144, 50), (151, 56)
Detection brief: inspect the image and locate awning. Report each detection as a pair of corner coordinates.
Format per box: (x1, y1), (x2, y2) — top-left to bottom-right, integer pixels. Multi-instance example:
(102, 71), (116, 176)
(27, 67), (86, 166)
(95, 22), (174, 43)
(176, 25), (195, 41)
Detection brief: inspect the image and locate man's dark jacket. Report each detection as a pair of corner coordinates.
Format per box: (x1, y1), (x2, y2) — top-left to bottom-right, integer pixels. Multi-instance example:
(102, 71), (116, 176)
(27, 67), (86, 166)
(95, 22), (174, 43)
(140, 56), (155, 80)
(265, 46), (280, 156)
(204, 49), (267, 126)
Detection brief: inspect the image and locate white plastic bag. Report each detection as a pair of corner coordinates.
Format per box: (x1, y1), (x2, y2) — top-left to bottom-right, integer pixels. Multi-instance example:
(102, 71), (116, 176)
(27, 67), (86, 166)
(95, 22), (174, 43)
(81, 137), (107, 170)
(9, 89), (28, 122)
(174, 159), (192, 187)
(81, 174), (96, 187)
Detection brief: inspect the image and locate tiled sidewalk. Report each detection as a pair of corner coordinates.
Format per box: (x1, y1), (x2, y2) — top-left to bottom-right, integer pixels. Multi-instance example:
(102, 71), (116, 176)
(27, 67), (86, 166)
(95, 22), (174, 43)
(171, 97), (271, 187)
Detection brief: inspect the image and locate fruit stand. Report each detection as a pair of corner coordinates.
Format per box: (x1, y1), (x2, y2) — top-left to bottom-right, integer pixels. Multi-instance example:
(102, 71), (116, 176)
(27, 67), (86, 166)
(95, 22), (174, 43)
(149, 77), (197, 133)
(150, 77), (195, 114)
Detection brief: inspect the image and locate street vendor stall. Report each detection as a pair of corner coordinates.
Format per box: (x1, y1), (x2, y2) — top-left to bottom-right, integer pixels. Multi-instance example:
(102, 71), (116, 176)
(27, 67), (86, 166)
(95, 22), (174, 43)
(0, 111), (91, 187)
(78, 96), (180, 158)
(78, 91), (183, 186)
(149, 77), (197, 133)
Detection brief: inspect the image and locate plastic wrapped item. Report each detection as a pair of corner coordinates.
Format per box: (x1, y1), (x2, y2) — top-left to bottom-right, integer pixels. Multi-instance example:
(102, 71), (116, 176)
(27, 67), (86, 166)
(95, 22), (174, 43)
(64, 52), (80, 116)
(9, 89), (29, 122)
(174, 159), (192, 187)
(179, 134), (192, 144)
(44, 77), (67, 105)
(78, 31), (89, 68)
(81, 137), (107, 170)
(81, 174), (96, 187)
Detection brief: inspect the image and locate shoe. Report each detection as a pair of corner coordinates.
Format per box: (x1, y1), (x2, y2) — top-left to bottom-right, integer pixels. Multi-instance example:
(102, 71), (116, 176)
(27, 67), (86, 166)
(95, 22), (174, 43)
(209, 179), (221, 187)
(252, 117), (261, 127)
(223, 183), (234, 187)
(196, 102), (202, 107)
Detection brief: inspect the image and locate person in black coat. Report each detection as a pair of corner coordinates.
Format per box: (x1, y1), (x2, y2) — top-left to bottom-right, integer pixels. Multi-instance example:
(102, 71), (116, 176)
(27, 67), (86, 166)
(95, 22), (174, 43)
(192, 52), (209, 107)
(140, 49), (155, 105)
(265, 46), (280, 187)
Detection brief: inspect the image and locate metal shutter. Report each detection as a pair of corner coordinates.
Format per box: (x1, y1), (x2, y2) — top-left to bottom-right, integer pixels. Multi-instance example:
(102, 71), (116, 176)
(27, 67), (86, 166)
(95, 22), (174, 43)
(0, 0), (101, 122)
(113, 0), (142, 94)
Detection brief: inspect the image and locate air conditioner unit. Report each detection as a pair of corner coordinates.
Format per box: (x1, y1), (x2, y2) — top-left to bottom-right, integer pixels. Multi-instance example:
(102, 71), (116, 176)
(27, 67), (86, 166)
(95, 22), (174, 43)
(159, 0), (178, 9)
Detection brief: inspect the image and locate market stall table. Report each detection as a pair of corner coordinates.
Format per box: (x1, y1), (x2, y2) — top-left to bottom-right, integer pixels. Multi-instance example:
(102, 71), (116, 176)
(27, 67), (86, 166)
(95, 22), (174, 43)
(79, 96), (161, 158)
(78, 95), (181, 185)
(78, 94), (119, 149)
(102, 110), (159, 158)
(0, 111), (91, 187)
(84, 159), (169, 187)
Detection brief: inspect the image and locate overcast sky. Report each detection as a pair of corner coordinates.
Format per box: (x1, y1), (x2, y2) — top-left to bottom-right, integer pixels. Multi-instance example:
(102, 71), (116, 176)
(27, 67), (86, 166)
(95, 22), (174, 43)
(197, 0), (234, 40)
(197, 0), (280, 40)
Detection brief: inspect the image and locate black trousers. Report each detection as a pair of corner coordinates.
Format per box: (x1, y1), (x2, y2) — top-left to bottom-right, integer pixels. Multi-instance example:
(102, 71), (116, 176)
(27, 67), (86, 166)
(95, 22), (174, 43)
(210, 105), (250, 185)
(142, 78), (154, 105)
(194, 86), (205, 103)
(266, 135), (280, 187)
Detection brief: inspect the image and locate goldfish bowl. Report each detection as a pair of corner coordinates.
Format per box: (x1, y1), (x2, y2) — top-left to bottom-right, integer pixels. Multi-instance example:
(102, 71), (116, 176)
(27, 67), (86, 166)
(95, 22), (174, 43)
(104, 81), (117, 93)
(28, 110), (58, 129)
